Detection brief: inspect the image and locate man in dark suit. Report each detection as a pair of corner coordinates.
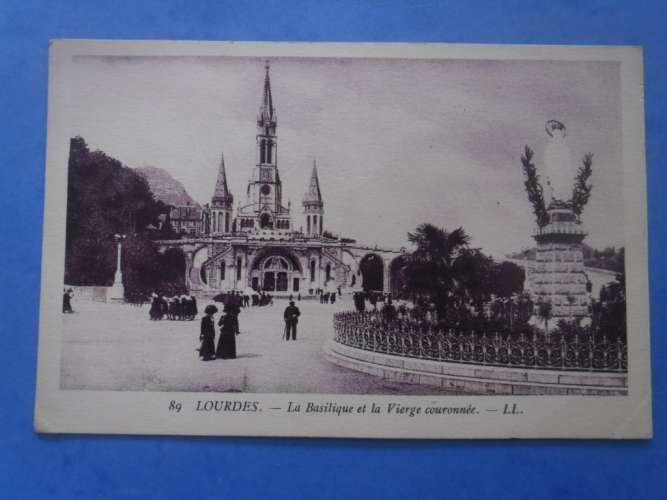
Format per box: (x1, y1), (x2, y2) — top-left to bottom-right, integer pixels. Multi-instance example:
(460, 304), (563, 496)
(283, 300), (301, 341)
(62, 288), (73, 313)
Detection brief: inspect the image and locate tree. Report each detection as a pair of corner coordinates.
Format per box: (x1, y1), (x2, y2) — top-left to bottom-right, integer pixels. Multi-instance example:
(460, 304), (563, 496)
(65, 136), (168, 292)
(491, 261), (525, 298)
(452, 248), (494, 307)
(597, 265), (627, 341)
(121, 235), (162, 298)
(521, 146), (549, 228)
(402, 224), (470, 317)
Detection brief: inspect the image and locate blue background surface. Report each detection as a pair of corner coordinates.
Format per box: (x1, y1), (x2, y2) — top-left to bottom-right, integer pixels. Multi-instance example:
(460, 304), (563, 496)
(0, 1), (664, 498)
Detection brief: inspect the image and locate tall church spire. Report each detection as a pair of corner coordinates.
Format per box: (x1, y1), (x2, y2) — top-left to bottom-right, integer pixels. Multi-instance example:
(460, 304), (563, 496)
(258, 62), (276, 128)
(256, 62), (277, 167)
(239, 61), (289, 232)
(212, 152), (233, 207)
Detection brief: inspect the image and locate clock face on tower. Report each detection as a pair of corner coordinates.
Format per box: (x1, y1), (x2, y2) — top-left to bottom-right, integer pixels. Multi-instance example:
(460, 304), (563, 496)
(260, 184), (271, 195)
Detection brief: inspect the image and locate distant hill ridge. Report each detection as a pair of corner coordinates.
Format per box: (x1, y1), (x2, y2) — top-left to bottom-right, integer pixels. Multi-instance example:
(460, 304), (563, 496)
(506, 244), (624, 274)
(135, 166), (198, 207)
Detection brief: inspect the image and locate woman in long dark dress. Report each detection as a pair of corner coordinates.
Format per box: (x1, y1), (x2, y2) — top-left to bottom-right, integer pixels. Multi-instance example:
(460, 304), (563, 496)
(190, 296), (198, 320)
(216, 312), (237, 359)
(149, 294), (161, 320)
(199, 305), (217, 361)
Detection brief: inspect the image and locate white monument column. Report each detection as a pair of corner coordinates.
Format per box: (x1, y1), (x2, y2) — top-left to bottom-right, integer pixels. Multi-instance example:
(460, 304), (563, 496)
(108, 234), (126, 302)
(383, 257), (391, 294)
(240, 254), (247, 289)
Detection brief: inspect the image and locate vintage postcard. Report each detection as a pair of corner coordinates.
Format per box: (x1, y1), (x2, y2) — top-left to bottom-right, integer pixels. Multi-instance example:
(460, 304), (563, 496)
(35, 40), (651, 438)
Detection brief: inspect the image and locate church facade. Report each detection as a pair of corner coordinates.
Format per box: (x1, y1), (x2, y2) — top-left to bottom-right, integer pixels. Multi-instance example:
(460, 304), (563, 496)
(156, 64), (402, 296)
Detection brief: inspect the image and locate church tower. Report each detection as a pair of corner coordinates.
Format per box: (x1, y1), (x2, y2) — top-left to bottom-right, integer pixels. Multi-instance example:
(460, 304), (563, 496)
(237, 63), (291, 231)
(303, 159), (324, 236)
(211, 152), (234, 235)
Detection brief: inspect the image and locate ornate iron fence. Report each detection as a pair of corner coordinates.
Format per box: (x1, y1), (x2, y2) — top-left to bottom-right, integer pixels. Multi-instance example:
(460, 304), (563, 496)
(333, 311), (627, 373)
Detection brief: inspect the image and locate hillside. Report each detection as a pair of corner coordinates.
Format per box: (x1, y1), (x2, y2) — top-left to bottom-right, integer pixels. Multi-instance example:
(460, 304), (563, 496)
(135, 166), (196, 207)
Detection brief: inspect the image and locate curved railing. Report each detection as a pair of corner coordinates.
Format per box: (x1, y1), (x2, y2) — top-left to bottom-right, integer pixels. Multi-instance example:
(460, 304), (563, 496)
(333, 311), (627, 373)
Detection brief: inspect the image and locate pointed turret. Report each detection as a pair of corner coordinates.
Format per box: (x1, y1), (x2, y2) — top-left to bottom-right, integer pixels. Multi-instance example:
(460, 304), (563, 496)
(303, 159), (324, 236)
(210, 152), (234, 235)
(303, 161), (323, 205)
(212, 153), (233, 208)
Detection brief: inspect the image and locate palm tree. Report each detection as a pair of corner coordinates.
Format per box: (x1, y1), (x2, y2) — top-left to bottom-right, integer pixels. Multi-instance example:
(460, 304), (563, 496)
(402, 224), (470, 318)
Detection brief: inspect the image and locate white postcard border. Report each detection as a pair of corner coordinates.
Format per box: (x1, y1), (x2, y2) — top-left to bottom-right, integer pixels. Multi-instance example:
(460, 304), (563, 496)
(35, 40), (652, 438)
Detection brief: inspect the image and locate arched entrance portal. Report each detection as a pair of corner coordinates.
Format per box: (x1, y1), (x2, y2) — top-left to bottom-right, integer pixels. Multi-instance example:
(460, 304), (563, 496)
(250, 249), (303, 293)
(360, 253), (384, 292)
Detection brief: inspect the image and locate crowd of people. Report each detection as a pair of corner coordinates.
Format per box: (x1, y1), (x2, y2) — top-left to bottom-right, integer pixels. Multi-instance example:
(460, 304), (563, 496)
(313, 286), (341, 305)
(215, 290), (275, 307)
(149, 293), (198, 321)
(352, 290), (393, 313)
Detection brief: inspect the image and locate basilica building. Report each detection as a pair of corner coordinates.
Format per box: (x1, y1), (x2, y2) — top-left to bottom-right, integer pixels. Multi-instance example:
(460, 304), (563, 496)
(158, 64), (402, 296)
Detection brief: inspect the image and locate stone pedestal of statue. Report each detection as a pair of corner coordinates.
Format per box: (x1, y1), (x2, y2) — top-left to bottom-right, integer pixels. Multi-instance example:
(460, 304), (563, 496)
(528, 202), (590, 323)
(108, 270), (125, 303)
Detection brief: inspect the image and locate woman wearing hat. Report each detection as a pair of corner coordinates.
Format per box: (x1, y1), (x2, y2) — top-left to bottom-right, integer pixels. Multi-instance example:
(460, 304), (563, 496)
(199, 305), (218, 361)
(216, 311), (237, 359)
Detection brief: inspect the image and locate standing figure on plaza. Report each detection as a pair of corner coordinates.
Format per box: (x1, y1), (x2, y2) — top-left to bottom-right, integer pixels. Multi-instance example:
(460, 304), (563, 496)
(216, 311), (237, 359)
(149, 293), (161, 320)
(190, 295), (198, 319)
(159, 295), (168, 319)
(224, 293), (241, 334)
(167, 297), (177, 320)
(199, 305), (218, 361)
(283, 300), (301, 341)
(62, 288), (73, 313)
(521, 120), (593, 327)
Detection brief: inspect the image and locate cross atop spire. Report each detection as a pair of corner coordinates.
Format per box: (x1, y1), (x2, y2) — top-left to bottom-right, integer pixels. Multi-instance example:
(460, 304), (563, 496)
(303, 159), (323, 206)
(212, 152), (233, 207)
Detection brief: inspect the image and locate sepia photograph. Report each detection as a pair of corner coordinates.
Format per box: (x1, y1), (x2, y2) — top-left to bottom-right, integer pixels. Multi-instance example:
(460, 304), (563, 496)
(35, 41), (651, 438)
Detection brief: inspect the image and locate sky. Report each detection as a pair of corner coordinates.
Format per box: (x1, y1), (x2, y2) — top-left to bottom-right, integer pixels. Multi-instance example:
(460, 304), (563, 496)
(67, 55), (623, 258)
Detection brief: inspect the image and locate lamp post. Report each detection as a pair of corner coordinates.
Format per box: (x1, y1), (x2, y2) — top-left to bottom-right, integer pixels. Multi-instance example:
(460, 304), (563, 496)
(108, 233), (126, 302)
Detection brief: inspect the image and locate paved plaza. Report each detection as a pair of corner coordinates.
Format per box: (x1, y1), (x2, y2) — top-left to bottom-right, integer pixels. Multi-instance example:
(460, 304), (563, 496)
(61, 296), (453, 394)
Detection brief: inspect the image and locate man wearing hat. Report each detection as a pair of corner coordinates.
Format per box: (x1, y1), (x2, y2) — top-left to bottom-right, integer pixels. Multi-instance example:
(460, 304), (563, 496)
(283, 300), (301, 341)
(62, 288), (73, 313)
